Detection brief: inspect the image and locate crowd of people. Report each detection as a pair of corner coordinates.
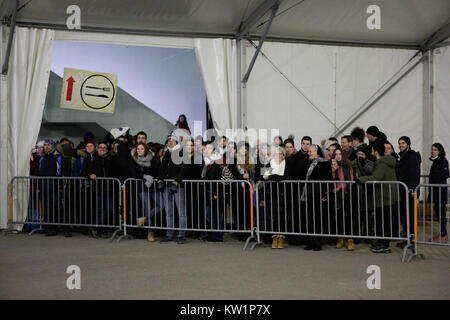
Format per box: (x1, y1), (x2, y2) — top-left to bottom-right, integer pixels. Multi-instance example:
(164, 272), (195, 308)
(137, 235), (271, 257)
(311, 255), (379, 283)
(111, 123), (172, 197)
(28, 114), (449, 253)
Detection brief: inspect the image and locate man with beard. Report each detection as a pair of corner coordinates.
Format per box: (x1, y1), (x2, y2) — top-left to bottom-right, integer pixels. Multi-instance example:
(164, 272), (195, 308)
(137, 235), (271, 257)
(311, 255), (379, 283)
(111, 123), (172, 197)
(396, 136), (421, 246)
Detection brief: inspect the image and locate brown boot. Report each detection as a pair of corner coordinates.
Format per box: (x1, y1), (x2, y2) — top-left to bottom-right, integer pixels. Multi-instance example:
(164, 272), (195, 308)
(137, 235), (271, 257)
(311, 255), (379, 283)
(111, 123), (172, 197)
(347, 239), (354, 251)
(271, 235), (278, 249)
(336, 237), (344, 249)
(147, 231), (155, 242)
(277, 235), (285, 249)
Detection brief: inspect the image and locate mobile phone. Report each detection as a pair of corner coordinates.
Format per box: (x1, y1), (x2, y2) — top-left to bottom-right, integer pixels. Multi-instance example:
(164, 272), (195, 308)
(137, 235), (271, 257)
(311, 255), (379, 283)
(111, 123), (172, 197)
(332, 159), (337, 165)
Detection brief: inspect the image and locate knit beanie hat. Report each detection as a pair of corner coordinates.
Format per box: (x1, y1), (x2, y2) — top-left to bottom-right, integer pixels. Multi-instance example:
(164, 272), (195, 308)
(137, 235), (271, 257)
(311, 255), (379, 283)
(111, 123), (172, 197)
(398, 136), (411, 146)
(366, 126), (380, 137)
(85, 140), (96, 147)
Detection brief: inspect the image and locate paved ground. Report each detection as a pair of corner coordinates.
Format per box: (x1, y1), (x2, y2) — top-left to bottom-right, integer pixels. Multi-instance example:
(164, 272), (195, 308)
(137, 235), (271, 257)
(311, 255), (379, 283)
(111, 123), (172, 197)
(0, 231), (449, 300)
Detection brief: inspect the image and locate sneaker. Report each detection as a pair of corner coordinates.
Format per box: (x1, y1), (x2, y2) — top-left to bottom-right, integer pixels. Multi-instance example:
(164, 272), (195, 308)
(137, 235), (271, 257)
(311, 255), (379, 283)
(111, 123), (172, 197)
(159, 237), (173, 243)
(431, 235), (448, 242)
(177, 238), (185, 244)
(369, 242), (381, 250)
(313, 243), (322, 251)
(371, 246), (391, 253)
(45, 230), (57, 237)
(304, 245), (314, 251)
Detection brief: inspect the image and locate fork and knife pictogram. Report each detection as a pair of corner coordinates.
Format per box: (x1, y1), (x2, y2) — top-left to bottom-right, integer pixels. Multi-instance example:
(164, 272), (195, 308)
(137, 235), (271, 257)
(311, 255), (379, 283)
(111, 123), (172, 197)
(85, 86), (111, 98)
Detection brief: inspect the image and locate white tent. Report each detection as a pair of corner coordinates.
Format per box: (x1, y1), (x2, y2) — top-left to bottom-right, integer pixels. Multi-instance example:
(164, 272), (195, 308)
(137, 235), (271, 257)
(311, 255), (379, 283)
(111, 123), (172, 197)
(1, 0), (449, 228)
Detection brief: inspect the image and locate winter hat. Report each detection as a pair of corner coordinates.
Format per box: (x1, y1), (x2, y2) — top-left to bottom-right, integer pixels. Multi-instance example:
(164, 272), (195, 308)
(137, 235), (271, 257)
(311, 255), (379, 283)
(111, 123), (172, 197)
(167, 132), (179, 142)
(83, 131), (95, 142)
(398, 136), (411, 146)
(366, 126), (380, 137)
(44, 139), (56, 148)
(36, 140), (45, 147)
(85, 140), (96, 147)
(110, 127), (130, 139)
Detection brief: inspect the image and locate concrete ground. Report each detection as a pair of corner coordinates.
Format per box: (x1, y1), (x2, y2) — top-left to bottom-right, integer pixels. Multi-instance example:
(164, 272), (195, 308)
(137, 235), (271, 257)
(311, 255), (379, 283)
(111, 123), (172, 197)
(0, 231), (449, 300)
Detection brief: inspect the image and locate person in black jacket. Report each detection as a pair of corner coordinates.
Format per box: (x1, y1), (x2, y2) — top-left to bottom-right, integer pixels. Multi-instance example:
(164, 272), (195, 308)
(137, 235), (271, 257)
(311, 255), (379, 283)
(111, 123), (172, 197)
(428, 143), (449, 242)
(177, 138), (202, 240)
(396, 136), (421, 243)
(82, 142), (119, 237)
(200, 141), (224, 242)
(37, 139), (71, 237)
(157, 133), (186, 243)
(301, 144), (332, 251)
(366, 126), (387, 161)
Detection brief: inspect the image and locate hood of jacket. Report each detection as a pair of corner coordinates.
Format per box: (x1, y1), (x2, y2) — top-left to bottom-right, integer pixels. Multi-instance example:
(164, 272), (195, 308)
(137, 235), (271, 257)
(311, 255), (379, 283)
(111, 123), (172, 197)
(378, 155), (397, 168)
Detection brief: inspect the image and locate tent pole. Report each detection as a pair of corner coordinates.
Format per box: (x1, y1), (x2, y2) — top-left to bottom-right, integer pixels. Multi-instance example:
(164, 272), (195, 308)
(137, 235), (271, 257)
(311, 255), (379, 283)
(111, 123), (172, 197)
(1, 0), (18, 75)
(422, 50), (434, 175)
(236, 39), (241, 130)
(0, 25), (9, 229)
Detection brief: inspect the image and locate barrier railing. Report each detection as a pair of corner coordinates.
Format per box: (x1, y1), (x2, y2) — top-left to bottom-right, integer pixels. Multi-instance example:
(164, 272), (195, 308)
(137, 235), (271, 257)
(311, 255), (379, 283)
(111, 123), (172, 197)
(253, 180), (413, 262)
(7, 176), (437, 262)
(6, 176), (122, 241)
(121, 179), (255, 248)
(408, 184), (450, 262)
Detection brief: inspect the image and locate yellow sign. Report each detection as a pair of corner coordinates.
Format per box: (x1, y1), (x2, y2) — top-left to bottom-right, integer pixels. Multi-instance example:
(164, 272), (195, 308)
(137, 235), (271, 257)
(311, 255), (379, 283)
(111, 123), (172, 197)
(60, 68), (118, 113)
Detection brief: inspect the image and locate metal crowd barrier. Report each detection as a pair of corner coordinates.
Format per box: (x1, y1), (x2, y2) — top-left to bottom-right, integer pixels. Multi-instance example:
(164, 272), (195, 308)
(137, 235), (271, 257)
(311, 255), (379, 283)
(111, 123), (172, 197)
(254, 180), (413, 262)
(408, 184), (450, 262)
(121, 179), (255, 248)
(5, 176), (123, 241)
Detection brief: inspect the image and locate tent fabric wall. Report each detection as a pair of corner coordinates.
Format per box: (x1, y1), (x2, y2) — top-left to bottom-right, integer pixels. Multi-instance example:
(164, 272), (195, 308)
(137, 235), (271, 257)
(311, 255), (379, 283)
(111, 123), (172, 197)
(1, 27), (54, 229)
(8, 28), (55, 180)
(246, 40), (423, 156)
(195, 38), (238, 135)
(434, 46), (450, 158)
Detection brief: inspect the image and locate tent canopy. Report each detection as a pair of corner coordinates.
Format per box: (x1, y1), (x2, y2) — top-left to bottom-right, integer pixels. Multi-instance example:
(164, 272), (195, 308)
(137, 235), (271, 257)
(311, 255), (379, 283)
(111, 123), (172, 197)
(2, 0), (449, 48)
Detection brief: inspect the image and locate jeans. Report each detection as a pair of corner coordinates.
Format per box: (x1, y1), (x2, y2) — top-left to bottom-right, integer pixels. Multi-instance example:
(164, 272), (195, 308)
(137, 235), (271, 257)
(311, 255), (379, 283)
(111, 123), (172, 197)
(138, 191), (162, 229)
(201, 191), (224, 241)
(162, 188), (186, 238)
(95, 193), (114, 226)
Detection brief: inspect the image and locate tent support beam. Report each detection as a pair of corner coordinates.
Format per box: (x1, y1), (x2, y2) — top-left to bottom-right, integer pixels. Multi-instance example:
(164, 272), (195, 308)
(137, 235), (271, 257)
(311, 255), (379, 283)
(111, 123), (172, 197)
(422, 51), (434, 174)
(237, 0), (279, 40)
(1, 0), (18, 75)
(15, 21), (422, 50)
(242, 4), (278, 86)
(421, 20), (450, 53)
(333, 53), (424, 137)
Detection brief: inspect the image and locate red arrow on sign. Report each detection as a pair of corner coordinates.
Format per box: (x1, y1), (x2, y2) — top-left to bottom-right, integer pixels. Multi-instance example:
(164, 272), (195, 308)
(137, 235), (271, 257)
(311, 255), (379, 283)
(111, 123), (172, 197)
(66, 76), (75, 101)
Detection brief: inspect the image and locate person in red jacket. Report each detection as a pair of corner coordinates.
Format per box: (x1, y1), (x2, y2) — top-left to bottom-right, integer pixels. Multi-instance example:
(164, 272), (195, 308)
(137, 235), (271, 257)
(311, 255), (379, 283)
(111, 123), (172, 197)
(175, 114), (191, 134)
